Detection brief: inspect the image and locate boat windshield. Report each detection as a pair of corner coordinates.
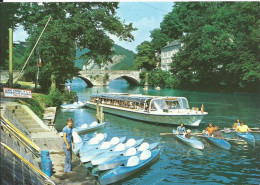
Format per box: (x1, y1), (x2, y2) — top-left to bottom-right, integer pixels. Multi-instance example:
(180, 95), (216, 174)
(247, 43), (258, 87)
(178, 98), (189, 109)
(151, 99), (168, 111)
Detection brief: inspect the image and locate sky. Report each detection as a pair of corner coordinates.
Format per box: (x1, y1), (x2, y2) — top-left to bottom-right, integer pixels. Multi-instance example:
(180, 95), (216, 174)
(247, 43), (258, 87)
(13, 2), (174, 53)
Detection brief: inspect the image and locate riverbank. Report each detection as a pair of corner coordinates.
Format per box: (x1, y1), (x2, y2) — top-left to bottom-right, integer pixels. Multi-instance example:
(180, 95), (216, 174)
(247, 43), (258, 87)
(1, 94), (99, 185)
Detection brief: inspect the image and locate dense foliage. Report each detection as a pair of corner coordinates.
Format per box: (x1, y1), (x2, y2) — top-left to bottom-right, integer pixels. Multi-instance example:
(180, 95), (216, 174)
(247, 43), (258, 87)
(138, 2), (260, 92)
(134, 41), (158, 71)
(15, 3), (135, 91)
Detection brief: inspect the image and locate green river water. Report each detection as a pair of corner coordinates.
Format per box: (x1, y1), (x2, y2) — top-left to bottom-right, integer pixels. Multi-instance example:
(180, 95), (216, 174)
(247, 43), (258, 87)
(55, 78), (260, 185)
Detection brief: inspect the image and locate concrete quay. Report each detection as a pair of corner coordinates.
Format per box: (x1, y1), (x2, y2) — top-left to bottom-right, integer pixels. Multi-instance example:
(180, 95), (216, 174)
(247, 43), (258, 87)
(1, 95), (99, 185)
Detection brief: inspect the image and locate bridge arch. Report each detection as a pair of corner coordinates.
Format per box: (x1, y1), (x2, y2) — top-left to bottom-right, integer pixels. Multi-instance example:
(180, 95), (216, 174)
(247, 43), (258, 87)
(77, 76), (94, 87)
(108, 75), (140, 85)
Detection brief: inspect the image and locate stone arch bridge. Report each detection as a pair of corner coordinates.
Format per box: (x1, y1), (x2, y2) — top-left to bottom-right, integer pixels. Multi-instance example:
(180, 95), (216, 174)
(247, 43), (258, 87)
(78, 70), (141, 87)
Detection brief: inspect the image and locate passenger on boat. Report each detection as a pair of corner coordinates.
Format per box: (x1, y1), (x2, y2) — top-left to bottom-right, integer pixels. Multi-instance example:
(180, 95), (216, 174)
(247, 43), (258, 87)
(203, 123), (215, 136)
(232, 119), (240, 129)
(212, 126), (224, 139)
(176, 123), (186, 134)
(236, 121), (252, 133)
(185, 129), (192, 139)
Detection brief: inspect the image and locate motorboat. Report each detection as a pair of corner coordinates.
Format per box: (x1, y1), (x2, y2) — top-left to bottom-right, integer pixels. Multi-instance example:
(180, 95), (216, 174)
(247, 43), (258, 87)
(85, 93), (208, 126)
(80, 136), (126, 163)
(203, 134), (231, 150)
(172, 129), (204, 150)
(91, 138), (144, 166)
(98, 142), (159, 171)
(61, 101), (87, 109)
(99, 149), (160, 185)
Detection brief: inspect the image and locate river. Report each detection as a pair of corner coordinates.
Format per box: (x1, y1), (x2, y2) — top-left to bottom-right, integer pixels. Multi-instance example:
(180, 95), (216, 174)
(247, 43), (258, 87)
(55, 78), (260, 185)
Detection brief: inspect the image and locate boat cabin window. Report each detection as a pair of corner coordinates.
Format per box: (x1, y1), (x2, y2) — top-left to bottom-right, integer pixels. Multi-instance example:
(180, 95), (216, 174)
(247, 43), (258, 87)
(151, 99), (168, 111)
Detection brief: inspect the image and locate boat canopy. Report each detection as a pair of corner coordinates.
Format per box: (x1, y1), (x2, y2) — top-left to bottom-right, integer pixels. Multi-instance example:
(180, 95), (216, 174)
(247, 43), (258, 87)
(91, 94), (155, 104)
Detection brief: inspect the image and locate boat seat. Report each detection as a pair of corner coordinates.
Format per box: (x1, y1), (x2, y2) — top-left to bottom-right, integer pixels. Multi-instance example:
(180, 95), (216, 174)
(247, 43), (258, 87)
(81, 124), (88, 128)
(126, 156), (139, 167)
(89, 137), (99, 145)
(126, 138), (136, 147)
(114, 143), (125, 151)
(110, 137), (120, 145)
(125, 147), (137, 156)
(90, 121), (98, 127)
(100, 141), (111, 149)
(72, 132), (82, 143)
(140, 150), (151, 160)
(96, 133), (105, 141)
(138, 142), (149, 151)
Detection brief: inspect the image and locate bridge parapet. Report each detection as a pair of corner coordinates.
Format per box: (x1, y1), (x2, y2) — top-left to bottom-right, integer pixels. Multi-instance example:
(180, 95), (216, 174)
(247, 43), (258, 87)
(78, 70), (141, 87)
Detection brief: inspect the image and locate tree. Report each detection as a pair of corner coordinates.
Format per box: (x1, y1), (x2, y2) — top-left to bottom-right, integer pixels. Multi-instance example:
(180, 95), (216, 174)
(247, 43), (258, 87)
(164, 2), (260, 91)
(0, 3), (20, 69)
(150, 28), (169, 52)
(134, 41), (157, 71)
(17, 3), (136, 91)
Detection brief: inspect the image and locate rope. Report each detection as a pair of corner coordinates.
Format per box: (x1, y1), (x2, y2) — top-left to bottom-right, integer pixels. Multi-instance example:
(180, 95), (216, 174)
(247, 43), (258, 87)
(15, 16), (52, 82)
(1, 115), (40, 152)
(1, 142), (55, 185)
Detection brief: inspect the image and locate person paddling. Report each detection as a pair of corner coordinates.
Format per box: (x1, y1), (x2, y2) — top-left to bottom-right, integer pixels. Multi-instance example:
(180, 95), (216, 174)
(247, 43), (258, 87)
(203, 123), (215, 136)
(233, 119), (240, 129)
(176, 123), (186, 135)
(185, 129), (192, 139)
(236, 121), (252, 133)
(212, 126), (224, 139)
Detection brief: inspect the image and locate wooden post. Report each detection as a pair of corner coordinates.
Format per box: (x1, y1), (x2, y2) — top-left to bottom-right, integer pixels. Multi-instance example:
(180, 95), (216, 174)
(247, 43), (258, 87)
(9, 28), (13, 88)
(96, 103), (104, 123)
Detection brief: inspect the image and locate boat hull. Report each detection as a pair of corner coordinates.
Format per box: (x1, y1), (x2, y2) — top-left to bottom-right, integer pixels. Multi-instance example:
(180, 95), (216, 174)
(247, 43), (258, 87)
(172, 130), (204, 150)
(98, 142), (159, 171)
(73, 122), (107, 134)
(204, 135), (231, 150)
(86, 102), (206, 127)
(99, 149), (160, 185)
(235, 132), (255, 144)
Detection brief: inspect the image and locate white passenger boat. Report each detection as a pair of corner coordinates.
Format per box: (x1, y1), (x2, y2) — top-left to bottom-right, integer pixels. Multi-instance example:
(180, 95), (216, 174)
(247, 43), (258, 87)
(85, 93), (208, 127)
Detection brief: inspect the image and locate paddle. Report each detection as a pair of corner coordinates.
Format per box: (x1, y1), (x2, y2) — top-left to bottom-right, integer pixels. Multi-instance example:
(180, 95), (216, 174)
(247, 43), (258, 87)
(221, 128), (260, 133)
(160, 132), (203, 136)
(195, 135), (245, 142)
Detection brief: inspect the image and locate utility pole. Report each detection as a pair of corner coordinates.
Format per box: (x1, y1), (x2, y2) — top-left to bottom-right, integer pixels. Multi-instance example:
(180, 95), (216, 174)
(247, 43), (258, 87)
(9, 28), (13, 88)
(34, 48), (40, 91)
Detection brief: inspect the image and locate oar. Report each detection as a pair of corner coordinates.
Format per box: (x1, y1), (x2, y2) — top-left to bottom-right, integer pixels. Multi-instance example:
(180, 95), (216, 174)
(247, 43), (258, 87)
(160, 132), (203, 136)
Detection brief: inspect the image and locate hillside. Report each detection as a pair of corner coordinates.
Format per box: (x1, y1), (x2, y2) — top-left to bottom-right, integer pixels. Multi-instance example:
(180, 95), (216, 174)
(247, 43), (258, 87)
(74, 44), (136, 70)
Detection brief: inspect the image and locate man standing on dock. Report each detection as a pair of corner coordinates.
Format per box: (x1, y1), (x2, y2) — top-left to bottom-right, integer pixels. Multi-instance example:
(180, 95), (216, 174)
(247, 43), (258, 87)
(63, 118), (75, 173)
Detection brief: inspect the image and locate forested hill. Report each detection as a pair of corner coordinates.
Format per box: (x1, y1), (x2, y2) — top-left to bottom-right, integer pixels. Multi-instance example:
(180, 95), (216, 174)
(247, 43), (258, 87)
(75, 44), (136, 70)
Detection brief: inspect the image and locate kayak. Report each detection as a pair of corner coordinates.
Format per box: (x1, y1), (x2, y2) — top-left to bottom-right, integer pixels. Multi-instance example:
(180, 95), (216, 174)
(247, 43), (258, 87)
(99, 149), (160, 185)
(172, 129), (204, 150)
(71, 132), (84, 155)
(98, 142), (159, 171)
(204, 134), (231, 150)
(61, 101), (87, 109)
(79, 133), (107, 156)
(235, 132), (255, 144)
(91, 138), (145, 166)
(72, 122), (107, 134)
(80, 136), (126, 163)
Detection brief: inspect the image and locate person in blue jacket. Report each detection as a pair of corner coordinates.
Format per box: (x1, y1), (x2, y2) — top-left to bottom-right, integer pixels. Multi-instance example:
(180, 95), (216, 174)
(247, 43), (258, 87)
(62, 118), (75, 173)
(176, 123), (186, 135)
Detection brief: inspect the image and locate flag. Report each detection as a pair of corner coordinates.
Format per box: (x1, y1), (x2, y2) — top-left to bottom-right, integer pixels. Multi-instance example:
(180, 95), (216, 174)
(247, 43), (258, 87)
(39, 58), (42, 67)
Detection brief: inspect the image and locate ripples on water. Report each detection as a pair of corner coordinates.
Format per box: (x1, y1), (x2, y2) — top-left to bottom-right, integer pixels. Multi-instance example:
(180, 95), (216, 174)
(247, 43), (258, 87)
(55, 78), (260, 185)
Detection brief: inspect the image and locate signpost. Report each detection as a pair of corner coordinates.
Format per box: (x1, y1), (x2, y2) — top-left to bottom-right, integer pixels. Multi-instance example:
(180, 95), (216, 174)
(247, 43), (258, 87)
(3, 87), (32, 99)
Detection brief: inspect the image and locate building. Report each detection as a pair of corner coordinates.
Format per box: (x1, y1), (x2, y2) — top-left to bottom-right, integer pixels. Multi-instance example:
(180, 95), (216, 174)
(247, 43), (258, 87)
(160, 40), (182, 71)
